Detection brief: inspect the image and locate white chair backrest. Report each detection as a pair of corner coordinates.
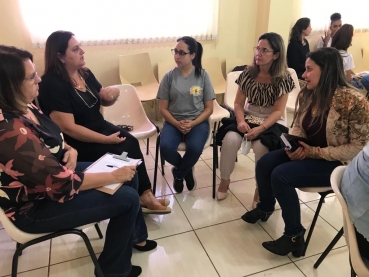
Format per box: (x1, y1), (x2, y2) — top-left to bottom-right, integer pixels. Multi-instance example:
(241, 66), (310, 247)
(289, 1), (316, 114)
(102, 85), (149, 127)
(119, 53), (157, 85)
(0, 207), (48, 244)
(158, 60), (177, 83)
(331, 166), (369, 277)
(210, 99), (230, 123)
(225, 71), (242, 110)
(286, 68), (301, 112)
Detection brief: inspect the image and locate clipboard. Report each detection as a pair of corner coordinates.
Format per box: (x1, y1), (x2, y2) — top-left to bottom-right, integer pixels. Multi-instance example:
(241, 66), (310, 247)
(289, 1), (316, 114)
(84, 152), (142, 195)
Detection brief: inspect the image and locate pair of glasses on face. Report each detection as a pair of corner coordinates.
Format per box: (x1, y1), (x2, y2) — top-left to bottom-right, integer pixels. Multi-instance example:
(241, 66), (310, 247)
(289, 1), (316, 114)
(171, 49), (190, 56)
(24, 72), (39, 83)
(253, 46), (274, 54)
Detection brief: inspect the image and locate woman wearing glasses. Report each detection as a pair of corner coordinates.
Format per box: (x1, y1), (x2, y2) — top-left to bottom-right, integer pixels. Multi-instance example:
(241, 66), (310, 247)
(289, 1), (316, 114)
(38, 31), (171, 215)
(157, 36), (215, 193)
(216, 33), (293, 204)
(287, 18), (312, 80)
(0, 45), (156, 277)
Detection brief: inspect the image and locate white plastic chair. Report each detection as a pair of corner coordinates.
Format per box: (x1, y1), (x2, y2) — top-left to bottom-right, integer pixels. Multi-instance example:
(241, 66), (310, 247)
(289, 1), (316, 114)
(119, 53), (160, 119)
(101, 84), (160, 192)
(286, 68), (301, 113)
(224, 71), (242, 110)
(331, 166), (369, 277)
(202, 57), (227, 95)
(0, 208), (104, 277)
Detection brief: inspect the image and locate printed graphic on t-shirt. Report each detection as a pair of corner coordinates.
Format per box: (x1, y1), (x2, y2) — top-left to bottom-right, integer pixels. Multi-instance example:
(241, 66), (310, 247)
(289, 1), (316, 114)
(190, 86), (203, 95)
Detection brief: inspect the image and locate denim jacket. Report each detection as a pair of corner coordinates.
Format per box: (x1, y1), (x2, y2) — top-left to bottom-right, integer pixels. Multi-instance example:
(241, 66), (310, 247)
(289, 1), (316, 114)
(342, 142), (369, 241)
(291, 87), (369, 164)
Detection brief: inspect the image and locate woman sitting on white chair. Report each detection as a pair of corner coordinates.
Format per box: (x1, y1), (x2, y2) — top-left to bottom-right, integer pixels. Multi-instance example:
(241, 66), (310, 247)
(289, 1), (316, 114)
(216, 32), (294, 202)
(0, 45), (157, 277)
(342, 142), (369, 266)
(157, 36), (215, 193)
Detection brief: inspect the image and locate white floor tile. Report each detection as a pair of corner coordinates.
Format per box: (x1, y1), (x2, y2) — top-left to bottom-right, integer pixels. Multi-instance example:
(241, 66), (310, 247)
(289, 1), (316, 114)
(49, 255), (98, 277)
(305, 196), (343, 231)
(175, 186), (246, 229)
(205, 154), (255, 182)
(163, 160), (219, 193)
(131, 232), (218, 277)
(295, 247), (351, 277)
(260, 203), (346, 260)
(144, 195), (192, 240)
(50, 222), (106, 265)
(147, 168), (173, 197)
(0, 229), (50, 276)
(196, 220), (291, 277)
(5, 267), (49, 277)
(246, 263), (305, 277)
(229, 179), (283, 211)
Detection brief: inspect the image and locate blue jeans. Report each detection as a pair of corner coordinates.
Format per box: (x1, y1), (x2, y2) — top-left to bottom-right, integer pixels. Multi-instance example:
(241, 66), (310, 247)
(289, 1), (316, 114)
(160, 120), (210, 179)
(361, 74), (369, 99)
(13, 171), (147, 277)
(256, 149), (342, 236)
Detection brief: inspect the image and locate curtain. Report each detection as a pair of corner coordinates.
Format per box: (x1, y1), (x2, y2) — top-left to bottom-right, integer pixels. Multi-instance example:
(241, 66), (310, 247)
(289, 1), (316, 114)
(19, 0), (219, 48)
(300, 0), (369, 34)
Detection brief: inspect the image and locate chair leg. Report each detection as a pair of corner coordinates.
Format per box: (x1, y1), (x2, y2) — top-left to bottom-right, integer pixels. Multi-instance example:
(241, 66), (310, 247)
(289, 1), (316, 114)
(212, 131), (217, 199)
(16, 242), (22, 256)
(302, 191), (331, 256)
(146, 138), (149, 155)
(78, 230), (104, 277)
(12, 248), (21, 277)
(153, 132), (160, 195)
(314, 227), (344, 268)
(94, 223), (103, 239)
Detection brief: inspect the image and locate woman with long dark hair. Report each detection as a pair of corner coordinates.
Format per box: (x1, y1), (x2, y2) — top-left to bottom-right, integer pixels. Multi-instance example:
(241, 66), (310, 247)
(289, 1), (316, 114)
(38, 31), (171, 215)
(242, 47), (369, 257)
(157, 36), (215, 193)
(216, 33), (293, 203)
(287, 17), (312, 79)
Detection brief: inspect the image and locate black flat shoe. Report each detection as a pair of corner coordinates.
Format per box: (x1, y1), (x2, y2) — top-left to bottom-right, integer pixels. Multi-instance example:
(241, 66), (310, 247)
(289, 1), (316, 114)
(241, 207), (273, 224)
(172, 167), (184, 193)
(262, 229), (306, 257)
(128, 266), (142, 277)
(133, 239), (157, 252)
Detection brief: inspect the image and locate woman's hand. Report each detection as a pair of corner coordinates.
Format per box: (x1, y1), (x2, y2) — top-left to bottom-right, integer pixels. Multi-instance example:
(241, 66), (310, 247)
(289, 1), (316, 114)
(237, 121), (251, 133)
(112, 166), (137, 183)
(246, 126), (264, 140)
(100, 86), (120, 101)
(285, 141), (310, 160)
(104, 131), (126, 144)
(179, 120), (194, 134)
(62, 148), (78, 170)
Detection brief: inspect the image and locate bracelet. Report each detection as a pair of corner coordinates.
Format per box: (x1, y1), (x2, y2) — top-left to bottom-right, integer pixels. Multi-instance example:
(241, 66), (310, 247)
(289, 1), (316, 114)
(261, 123), (267, 131)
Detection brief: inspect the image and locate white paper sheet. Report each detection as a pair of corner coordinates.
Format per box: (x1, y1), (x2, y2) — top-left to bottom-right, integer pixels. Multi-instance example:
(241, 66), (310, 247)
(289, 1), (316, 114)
(84, 153), (142, 191)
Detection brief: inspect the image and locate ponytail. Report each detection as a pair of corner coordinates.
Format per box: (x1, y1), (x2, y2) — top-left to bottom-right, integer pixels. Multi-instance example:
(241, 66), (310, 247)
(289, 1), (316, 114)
(177, 36), (203, 78)
(193, 41), (203, 78)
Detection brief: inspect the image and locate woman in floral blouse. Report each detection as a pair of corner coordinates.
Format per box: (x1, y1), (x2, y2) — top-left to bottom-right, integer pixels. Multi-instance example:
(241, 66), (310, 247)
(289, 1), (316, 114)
(0, 46), (151, 277)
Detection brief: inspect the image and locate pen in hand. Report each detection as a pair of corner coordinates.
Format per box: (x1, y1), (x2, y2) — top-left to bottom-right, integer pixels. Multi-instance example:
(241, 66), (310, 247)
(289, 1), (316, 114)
(106, 165), (119, 168)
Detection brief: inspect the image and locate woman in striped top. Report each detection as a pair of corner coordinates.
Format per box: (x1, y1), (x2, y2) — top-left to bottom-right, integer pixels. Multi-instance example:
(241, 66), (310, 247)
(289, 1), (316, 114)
(216, 33), (294, 203)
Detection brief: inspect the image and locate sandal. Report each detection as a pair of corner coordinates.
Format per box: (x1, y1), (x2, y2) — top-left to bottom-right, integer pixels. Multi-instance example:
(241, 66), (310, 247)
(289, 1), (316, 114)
(140, 190), (171, 215)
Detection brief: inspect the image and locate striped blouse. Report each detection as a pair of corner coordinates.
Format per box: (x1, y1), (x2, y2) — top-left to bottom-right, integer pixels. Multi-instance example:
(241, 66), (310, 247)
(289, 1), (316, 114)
(235, 69), (295, 107)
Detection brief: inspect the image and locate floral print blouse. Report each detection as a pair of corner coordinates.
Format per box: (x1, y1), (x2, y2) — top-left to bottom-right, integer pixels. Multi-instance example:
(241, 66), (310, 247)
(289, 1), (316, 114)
(0, 104), (84, 221)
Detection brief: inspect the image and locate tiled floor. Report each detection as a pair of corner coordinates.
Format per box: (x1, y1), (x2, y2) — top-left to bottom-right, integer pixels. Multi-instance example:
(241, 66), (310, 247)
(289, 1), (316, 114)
(0, 121), (351, 277)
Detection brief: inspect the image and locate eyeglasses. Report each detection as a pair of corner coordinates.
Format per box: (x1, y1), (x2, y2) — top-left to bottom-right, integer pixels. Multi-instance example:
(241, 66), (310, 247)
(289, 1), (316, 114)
(171, 49), (190, 56)
(24, 72), (39, 82)
(253, 46), (274, 54)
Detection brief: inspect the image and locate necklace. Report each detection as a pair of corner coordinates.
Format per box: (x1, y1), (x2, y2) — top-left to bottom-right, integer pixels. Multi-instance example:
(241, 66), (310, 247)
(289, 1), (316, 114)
(74, 83), (98, 108)
(311, 108), (318, 117)
(74, 74), (85, 89)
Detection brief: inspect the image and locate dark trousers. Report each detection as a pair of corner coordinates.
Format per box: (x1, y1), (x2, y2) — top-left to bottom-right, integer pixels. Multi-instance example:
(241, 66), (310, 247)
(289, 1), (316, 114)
(160, 121), (209, 179)
(13, 173), (147, 277)
(256, 149), (342, 236)
(68, 121), (152, 196)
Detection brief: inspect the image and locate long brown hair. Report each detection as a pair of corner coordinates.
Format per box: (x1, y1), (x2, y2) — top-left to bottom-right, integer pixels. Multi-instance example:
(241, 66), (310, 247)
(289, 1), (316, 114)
(292, 47), (351, 127)
(0, 46), (34, 115)
(248, 32), (289, 86)
(44, 30), (88, 86)
(331, 24), (354, 51)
